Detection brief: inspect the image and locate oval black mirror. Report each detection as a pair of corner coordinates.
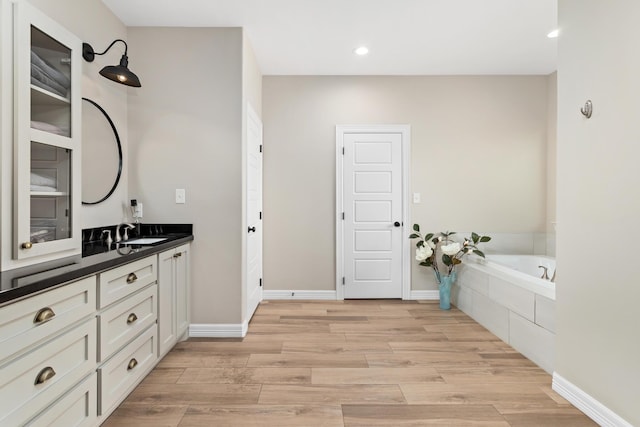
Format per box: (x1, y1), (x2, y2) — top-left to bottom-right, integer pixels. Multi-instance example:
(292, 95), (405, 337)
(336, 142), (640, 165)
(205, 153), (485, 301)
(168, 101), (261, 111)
(81, 97), (122, 205)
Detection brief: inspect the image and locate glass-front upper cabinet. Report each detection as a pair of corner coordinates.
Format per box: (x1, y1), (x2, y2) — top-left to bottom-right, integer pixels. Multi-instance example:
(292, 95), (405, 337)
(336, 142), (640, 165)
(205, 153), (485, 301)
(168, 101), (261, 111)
(13, 1), (81, 260)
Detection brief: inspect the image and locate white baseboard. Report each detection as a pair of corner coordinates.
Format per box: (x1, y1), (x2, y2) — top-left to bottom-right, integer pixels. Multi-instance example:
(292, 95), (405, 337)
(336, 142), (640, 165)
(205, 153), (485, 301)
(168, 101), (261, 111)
(409, 290), (439, 300)
(263, 290), (337, 300)
(189, 322), (248, 338)
(552, 372), (633, 427)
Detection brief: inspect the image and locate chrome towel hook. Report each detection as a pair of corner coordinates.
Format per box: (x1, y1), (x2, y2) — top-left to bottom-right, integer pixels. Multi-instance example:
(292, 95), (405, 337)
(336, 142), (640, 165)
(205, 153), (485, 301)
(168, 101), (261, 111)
(580, 100), (593, 118)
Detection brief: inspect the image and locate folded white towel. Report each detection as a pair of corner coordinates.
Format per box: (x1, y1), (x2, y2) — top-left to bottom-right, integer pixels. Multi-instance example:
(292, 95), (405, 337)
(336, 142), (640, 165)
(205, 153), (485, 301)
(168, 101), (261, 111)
(30, 171), (56, 187)
(30, 184), (57, 192)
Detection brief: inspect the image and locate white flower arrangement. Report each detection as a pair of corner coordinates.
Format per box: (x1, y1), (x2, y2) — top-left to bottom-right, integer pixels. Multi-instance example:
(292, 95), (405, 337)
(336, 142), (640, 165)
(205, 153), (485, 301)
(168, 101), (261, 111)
(409, 225), (491, 280)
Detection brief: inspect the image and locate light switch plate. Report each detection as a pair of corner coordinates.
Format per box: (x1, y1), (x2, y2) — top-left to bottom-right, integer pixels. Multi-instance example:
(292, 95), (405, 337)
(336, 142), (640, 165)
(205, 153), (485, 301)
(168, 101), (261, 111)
(176, 189), (186, 204)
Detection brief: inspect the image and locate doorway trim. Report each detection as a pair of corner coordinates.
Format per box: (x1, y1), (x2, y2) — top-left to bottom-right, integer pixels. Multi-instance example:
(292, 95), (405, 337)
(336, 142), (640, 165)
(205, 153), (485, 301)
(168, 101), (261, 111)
(335, 125), (411, 300)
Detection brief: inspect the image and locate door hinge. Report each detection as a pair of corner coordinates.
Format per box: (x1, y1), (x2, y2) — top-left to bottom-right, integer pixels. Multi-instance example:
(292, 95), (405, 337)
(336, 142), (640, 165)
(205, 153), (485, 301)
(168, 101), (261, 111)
(259, 211), (262, 220)
(259, 144), (263, 153)
(342, 277), (345, 285)
(342, 147), (345, 155)
(259, 278), (262, 287)
(342, 212), (345, 220)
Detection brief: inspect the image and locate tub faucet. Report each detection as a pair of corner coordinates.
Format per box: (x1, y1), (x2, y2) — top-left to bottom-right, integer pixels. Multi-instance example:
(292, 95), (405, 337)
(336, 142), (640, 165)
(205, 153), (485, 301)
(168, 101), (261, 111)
(538, 265), (549, 280)
(550, 269), (556, 283)
(115, 223), (135, 242)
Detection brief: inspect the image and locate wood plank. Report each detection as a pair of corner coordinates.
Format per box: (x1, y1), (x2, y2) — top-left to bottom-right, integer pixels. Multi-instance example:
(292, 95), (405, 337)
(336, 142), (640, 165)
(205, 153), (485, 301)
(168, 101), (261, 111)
(173, 340), (283, 354)
(242, 332), (347, 343)
(400, 383), (557, 405)
(435, 367), (551, 384)
(101, 404), (188, 427)
(312, 367), (443, 384)
(140, 367), (184, 384)
(247, 353), (368, 368)
(345, 332), (448, 343)
(125, 383), (261, 405)
(342, 404), (510, 426)
(258, 384), (406, 405)
(282, 341), (392, 354)
(388, 341), (506, 353)
(366, 352), (487, 368)
(176, 367), (311, 384)
(178, 405), (344, 427)
(157, 352), (249, 368)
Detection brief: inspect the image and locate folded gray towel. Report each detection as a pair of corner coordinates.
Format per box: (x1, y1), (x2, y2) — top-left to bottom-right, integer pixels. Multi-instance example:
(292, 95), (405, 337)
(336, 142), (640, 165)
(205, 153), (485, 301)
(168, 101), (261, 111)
(30, 49), (70, 89)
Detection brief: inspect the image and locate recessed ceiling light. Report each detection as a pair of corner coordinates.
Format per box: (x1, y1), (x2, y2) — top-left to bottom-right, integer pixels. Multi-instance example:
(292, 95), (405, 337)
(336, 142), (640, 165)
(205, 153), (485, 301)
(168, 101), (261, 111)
(354, 46), (369, 56)
(547, 29), (559, 38)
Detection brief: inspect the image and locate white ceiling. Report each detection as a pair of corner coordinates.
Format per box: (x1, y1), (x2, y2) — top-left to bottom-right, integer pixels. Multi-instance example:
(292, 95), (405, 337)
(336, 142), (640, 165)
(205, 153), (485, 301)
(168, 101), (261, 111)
(101, 0), (557, 76)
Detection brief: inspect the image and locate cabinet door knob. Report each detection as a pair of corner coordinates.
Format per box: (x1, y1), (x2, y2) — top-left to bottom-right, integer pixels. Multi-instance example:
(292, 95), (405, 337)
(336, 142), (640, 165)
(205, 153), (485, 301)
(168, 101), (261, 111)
(126, 313), (138, 324)
(393, 221), (401, 227)
(34, 307), (56, 324)
(34, 366), (56, 385)
(127, 358), (138, 371)
(21, 242), (33, 249)
(126, 273), (138, 284)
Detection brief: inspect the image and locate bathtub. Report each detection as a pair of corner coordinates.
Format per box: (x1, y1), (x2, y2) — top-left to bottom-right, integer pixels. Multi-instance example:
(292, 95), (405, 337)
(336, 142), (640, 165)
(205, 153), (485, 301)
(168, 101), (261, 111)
(452, 254), (557, 373)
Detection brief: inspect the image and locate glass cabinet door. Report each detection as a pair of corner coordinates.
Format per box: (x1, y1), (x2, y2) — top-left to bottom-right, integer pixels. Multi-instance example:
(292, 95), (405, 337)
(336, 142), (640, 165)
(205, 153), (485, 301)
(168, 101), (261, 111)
(14, 2), (81, 260)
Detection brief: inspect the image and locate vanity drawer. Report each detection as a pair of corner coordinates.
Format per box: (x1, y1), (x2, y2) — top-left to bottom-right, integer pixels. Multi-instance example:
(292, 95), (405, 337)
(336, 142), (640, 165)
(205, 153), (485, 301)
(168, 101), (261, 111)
(98, 285), (158, 362)
(0, 318), (97, 427)
(0, 276), (96, 364)
(27, 372), (97, 427)
(98, 256), (157, 308)
(98, 325), (157, 415)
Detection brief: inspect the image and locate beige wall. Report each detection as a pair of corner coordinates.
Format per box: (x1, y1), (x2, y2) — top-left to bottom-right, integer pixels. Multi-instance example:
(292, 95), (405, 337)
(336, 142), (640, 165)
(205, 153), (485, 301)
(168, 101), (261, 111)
(127, 27), (244, 324)
(557, 1), (640, 425)
(546, 72), (557, 255)
(263, 76), (549, 292)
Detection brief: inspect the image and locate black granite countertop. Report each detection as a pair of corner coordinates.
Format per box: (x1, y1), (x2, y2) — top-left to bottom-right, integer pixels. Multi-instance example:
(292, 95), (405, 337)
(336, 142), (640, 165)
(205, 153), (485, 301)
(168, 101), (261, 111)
(0, 224), (193, 306)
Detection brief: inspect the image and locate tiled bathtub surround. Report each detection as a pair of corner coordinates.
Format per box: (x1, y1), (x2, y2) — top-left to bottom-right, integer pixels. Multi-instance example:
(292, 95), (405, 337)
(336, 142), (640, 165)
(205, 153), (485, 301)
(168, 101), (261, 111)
(451, 254), (556, 374)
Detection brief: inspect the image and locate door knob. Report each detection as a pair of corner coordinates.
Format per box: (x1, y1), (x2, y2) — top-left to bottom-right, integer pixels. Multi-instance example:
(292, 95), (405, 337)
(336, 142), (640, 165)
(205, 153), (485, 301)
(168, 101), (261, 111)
(394, 222), (401, 227)
(248, 226), (256, 233)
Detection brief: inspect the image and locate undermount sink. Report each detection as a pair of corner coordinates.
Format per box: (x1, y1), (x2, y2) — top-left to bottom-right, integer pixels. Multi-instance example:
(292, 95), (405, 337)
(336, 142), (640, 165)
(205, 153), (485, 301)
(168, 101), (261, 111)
(121, 237), (168, 245)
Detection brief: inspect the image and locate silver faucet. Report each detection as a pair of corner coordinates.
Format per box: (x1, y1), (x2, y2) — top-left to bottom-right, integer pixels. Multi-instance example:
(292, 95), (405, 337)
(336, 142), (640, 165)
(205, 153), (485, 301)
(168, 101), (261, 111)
(538, 265), (549, 280)
(550, 269), (556, 283)
(115, 223), (135, 242)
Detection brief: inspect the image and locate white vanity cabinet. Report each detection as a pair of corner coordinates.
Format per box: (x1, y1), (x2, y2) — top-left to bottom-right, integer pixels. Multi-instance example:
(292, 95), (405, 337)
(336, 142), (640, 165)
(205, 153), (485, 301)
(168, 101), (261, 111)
(0, 277), (97, 427)
(12, 0), (81, 260)
(158, 244), (190, 357)
(96, 255), (158, 420)
(0, 239), (191, 425)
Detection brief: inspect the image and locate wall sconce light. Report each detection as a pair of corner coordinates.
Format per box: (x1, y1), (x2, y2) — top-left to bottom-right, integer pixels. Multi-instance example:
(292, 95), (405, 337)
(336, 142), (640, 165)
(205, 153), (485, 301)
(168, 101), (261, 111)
(82, 39), (141, 87)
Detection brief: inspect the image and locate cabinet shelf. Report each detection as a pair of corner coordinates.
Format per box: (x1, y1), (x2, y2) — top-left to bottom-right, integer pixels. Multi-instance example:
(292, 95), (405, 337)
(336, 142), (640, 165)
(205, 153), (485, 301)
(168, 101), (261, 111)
(30, 191), (68, 197)
(31, 84), (70, 105)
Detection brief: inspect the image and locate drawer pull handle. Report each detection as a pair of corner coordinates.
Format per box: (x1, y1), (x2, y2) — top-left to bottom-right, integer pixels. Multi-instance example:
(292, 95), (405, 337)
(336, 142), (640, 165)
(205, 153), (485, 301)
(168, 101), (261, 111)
(34, 307), (56, 324)
(21, 242), (33, 250)
(34, 366), (56, 385)
(127, 358), (138, 371)
(127, 313), (138, 324)
(126, 273), (138, 284)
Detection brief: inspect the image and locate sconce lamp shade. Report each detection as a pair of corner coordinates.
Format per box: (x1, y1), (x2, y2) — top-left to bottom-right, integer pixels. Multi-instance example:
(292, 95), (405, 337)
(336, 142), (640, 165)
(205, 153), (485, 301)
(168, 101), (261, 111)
(82, 40), (141, 87)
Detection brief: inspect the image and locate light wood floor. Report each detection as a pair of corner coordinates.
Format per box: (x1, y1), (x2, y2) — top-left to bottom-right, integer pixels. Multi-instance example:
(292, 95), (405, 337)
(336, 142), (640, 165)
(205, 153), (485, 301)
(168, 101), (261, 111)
(103, 300), (596, 426)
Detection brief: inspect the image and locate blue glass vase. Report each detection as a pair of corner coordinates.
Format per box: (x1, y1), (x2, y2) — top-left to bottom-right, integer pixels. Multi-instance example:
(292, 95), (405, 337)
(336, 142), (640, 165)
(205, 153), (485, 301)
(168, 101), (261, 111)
(437, 271), (456, 310)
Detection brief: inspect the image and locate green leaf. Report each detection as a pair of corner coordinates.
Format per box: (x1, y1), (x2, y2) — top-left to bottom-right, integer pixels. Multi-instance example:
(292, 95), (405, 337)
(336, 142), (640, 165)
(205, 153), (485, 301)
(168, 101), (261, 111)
(452, 258), (462, 265)
(420, 259), (433, 267)
(472, 232), (479, 244)
(413, 224), (420, 232)
(424, 233), (433, 241)
(473, 249), (486, 258)
(480, 236), (491, 243)
(416, 241), (424, 248)
(442, 254), (452, 266)
(409, 233), (420, 239)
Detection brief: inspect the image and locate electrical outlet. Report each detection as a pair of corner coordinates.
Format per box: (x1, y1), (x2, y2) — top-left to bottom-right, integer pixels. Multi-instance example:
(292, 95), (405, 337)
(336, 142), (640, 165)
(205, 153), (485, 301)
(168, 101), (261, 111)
(176, 189), (186, 204)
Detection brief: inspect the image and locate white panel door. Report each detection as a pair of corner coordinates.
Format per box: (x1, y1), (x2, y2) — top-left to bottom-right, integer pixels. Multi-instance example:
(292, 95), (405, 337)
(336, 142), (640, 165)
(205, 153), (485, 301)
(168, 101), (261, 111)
(343, 133), (403, 298)
(246, 104), (263, 320)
